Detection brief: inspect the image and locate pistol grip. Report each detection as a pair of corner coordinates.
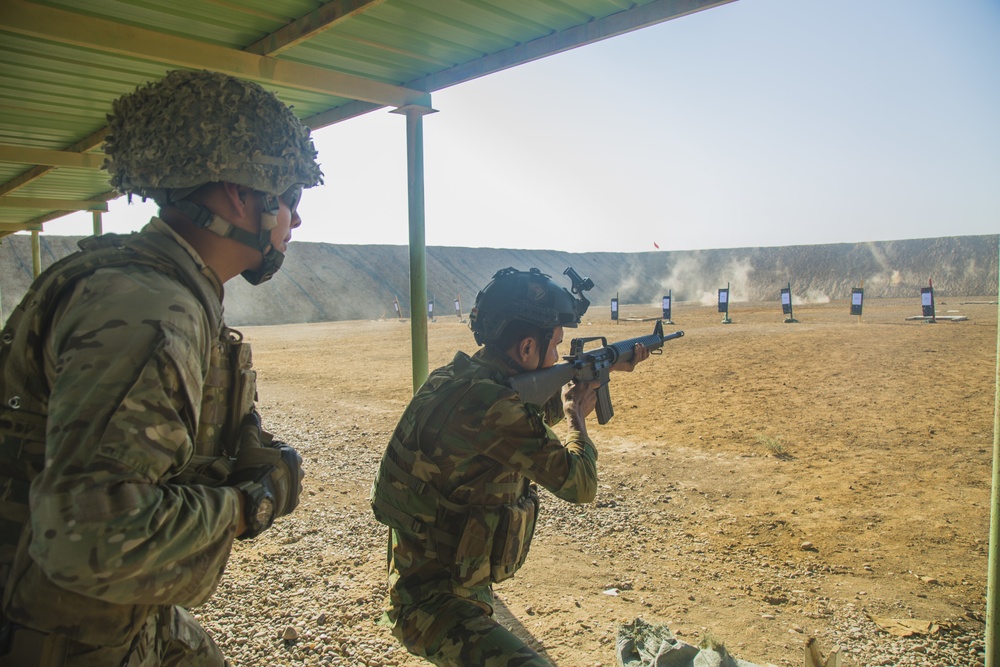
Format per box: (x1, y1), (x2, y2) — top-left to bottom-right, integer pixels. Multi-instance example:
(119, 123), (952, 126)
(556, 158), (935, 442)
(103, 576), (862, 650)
(595, 383), (614, 425)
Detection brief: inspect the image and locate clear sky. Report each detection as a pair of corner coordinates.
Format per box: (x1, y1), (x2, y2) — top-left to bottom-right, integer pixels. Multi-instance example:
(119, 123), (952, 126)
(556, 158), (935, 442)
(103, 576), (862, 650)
(51, 0), (1000, 254)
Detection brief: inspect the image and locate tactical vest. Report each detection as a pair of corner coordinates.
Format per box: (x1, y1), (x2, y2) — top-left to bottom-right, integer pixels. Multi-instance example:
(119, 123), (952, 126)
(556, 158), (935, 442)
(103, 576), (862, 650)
(371, 354), (539, 592)
(0, 231), (256, 648)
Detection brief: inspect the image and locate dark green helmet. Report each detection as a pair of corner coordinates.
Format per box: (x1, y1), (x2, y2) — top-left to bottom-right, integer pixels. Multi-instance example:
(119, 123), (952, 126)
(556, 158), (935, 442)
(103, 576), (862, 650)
(469, 267), (590, 346)
(103, 69), (323, 202)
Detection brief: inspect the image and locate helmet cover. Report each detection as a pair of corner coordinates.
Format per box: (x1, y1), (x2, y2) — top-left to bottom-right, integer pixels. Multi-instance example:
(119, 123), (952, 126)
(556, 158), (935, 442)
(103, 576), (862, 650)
(469, 267), (589, 346)
(103, 69), (323, 201)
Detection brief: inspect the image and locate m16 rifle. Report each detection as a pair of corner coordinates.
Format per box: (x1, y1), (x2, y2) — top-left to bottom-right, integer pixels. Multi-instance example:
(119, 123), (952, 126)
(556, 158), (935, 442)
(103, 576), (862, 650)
(507, 320), (684, 424)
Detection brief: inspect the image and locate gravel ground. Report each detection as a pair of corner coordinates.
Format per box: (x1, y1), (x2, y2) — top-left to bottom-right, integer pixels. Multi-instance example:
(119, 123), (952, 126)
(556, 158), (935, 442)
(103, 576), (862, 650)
(191, 408), (987, 667)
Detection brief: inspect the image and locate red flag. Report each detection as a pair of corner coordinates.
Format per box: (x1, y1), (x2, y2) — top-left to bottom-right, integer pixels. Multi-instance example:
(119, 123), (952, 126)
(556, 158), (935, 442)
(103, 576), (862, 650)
(653, 241), (660, 249)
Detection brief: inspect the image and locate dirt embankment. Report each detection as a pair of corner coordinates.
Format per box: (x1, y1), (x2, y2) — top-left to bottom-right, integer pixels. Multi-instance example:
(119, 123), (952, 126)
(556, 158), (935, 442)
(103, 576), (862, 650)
(2, 234), (996, 326)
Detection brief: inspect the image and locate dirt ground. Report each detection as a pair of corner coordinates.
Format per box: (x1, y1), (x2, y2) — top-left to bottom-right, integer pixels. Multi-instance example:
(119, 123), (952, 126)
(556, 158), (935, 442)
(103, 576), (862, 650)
(217, 296), (997, 666)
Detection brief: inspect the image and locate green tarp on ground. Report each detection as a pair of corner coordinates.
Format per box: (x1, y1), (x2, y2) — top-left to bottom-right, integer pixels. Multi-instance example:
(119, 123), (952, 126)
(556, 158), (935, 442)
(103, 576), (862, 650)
(616, 618), (762, 667)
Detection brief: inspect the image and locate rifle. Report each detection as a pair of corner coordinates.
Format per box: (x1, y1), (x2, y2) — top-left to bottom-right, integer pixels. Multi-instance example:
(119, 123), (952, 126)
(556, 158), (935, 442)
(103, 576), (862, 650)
(507, 320), (684, 424)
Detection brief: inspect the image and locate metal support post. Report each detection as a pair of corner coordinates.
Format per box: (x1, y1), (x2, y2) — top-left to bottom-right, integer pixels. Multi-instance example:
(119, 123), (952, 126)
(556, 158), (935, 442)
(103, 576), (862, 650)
(987, 239), (1000, 667)
(31, 230), (41, 277)
(92, 210), (103, 236)
(392, 103), (437, 393)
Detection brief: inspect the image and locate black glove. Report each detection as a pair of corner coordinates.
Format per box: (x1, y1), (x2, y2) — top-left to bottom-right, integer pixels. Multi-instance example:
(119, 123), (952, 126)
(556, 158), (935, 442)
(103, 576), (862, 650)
(231, 413), (304, 539)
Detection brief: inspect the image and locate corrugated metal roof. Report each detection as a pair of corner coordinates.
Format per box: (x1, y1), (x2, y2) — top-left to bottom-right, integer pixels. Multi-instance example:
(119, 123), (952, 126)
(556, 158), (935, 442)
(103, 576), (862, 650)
(0, 0), (734, 237)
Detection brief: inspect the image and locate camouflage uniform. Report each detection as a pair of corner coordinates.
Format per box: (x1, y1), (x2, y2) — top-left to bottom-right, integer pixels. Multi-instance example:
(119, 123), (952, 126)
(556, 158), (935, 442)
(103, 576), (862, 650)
(371, 349), (598, 666)
(0, 219), (248, 666)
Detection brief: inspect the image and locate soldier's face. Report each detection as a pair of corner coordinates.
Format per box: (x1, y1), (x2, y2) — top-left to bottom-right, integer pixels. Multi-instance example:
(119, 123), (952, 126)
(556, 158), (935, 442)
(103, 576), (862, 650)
(270, 194), (302, 254)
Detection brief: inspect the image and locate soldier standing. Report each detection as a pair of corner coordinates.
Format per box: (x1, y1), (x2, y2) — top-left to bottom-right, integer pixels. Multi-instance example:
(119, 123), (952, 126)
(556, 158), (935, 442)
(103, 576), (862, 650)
(371, 267), (649, 666)
(0, 69), (323, 666)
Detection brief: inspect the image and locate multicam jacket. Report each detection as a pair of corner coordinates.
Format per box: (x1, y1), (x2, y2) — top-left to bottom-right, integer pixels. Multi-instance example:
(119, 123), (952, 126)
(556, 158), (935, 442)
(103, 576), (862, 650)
(371, 349), (598, 618)
(0, 218), (249, 648)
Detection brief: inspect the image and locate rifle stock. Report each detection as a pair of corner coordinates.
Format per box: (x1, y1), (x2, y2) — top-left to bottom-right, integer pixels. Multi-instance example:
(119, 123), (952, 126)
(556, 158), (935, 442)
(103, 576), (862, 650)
(507, 321), (684, 424)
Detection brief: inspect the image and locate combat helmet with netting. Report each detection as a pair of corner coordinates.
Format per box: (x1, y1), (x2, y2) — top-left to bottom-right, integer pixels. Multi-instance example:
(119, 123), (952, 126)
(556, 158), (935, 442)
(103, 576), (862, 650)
(103, 69), (324, 283)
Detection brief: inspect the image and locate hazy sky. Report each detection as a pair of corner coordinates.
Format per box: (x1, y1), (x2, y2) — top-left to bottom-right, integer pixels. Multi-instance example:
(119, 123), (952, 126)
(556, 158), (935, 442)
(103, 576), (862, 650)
(52, 0), (1000, 254)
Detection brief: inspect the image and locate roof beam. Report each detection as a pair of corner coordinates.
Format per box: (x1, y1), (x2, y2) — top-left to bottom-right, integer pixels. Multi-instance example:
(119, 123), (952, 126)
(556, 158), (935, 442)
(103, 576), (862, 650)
(0, 145), (105, 170)
(0, 197), (108, 212)
(0, 223), (42, 232)
(245, 0), (390, 56)
(1, 0), (429, 107)
(18, 192), (119, 230)
(306, 100), (383, 129)
(0, 127), (109, 197)
(407, 0), (738, 93)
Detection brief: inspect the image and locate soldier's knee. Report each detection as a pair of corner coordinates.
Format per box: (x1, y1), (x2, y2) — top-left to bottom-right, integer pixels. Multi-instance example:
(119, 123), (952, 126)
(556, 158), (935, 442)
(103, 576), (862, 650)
(391, 606), (448, 657)
(156, 607), (227, 667)
(391, 596), (491, 659)
(391, 596), (552, 667)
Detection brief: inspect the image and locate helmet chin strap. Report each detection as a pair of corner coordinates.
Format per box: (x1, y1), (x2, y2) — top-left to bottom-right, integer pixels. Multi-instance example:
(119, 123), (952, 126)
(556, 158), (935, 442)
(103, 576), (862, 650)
(534, 330), (553, 371)
(172, 193), (284, 285)
(500, 329), (554, 374)
(241, 195), (283, 285)
(498, 350), (530, 375)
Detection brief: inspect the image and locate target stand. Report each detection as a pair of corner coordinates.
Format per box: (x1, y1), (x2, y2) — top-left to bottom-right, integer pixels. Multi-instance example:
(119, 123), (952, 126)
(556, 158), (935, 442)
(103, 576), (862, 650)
(781, 284), (798, 323)
(718, 285), (732, 324)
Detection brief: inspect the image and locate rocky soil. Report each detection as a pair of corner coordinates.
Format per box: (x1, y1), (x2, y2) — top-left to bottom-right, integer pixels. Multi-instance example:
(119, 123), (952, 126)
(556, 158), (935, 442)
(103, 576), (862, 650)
(189, 296), (995, 667)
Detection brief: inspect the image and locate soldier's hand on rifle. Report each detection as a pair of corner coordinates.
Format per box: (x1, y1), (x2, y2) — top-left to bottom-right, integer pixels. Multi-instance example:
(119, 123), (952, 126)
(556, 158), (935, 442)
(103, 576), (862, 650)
(562, 379), (600, 427)
(611, 343), (650, 373)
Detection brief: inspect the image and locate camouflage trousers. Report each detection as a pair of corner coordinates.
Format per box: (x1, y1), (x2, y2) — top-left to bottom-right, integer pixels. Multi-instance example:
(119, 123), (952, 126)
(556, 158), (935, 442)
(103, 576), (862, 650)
(0, 606), (227, 667)
(389, 594), (553, 667)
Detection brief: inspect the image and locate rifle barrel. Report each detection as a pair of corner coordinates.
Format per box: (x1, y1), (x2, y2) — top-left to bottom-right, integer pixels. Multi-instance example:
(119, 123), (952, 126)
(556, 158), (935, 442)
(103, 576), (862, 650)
(605, 330), (683, 364)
